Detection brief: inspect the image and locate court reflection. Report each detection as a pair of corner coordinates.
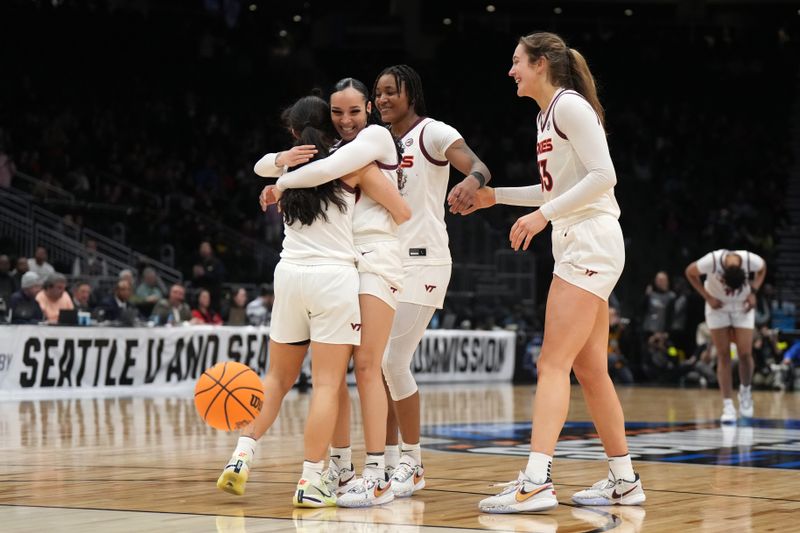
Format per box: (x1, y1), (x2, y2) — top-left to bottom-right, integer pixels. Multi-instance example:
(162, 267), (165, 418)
(291, 500), (425, 533)
(571, 505), (646, 533)
(478, 513), (558, 532)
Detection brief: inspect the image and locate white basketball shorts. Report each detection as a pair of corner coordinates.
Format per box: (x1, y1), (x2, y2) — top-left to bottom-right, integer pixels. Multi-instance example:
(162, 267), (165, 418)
(270, 261), (361, 345)
(705, 304), (755, 330)
(396, 263), (452, 309)
(356, 240), (403, 309)
(551, 214), (625, 301)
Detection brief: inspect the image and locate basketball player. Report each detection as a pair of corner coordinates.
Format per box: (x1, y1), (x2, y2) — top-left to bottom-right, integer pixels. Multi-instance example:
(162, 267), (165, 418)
(372, 64), (492, 497)
(685, 250), (767, 423)
(217, 94), (403, 508)
(259, 77), (411, 507)
(462, 33), (645, 512)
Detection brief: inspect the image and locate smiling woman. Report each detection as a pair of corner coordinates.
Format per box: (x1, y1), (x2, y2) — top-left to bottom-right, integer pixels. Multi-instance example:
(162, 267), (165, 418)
(463, 31), (643, 514)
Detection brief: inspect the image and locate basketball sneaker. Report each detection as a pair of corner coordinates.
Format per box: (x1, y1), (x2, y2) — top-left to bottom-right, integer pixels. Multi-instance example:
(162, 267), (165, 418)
(217, 456), (250, 496)
(721, 401), (737, 424)
(478, 472), (558, 513)
(571, 473), (646, 506)
(738, 388), (754, 418)
(390, 456), (425, 497)
(321, 461), (357, 495)
(337, 476), (395, 507)
(293, 477), (337, 508)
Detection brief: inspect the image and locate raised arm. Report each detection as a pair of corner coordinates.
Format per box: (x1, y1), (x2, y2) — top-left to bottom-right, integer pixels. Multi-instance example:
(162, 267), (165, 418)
(276, 126), (393, 191)
(538, 95), (616, 221)
(358, 164), (411, 225)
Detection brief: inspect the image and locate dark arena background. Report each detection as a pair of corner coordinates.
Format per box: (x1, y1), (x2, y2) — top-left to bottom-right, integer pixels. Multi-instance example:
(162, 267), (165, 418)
(1, 0), (799, 531)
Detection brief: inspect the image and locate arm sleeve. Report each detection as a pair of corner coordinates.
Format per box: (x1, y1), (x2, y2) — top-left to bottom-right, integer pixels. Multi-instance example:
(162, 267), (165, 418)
(423, 121), (462, 159)
(539, 94), (617, 221)
(695, 252), (716, 275)
(253, 153), (286, 177)
(494, 186), (545, 207)
(276, 126), (394, 191)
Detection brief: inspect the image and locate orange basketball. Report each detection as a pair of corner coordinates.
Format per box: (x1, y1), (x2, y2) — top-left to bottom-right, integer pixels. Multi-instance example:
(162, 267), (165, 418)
(194, 361), (264, 431)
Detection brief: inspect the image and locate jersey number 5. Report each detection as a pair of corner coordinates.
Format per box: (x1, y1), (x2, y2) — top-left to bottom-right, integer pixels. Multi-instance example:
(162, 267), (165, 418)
(538, 159), (553, 191)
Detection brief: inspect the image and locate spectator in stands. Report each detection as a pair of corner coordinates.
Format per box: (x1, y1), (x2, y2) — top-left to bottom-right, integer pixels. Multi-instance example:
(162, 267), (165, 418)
(191, 288), (222, 325)
(72, 238), (108, 277)
(669, 277), (693, 355)
(28, 246), (55, 278)
(151, 283), (192, 325)
(72, 281), (94, 313)
(118, 269), (136, 288)
(9, 271), (43, 324)
(100, 279), (135, 322)
(608, 307), (635, 384)
(195, 240), (225, 308)
(0, 148), (15, 189)
(133, 267), (165, 305)
(0, 254), (17, 304)
(11, 256), (29, 288)
(246, 283), (273, 326)
(35, 272), (74, 323)
(641, 271), (675, 339)
(223, 287), (248, 325)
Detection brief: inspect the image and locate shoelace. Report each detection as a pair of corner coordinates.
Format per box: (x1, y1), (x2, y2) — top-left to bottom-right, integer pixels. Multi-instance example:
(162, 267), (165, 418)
(393, 462), (415, 482)
(490, 477), (525, 496)
(591, 478), (616, 490)
(346, 477), (379, 495)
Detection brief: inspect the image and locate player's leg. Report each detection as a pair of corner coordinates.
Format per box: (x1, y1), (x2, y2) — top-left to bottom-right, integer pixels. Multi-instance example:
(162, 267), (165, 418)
(480, 276), (600, 513)
(338, 294), (396, 507)
(217, 340), (307, 495)
(294, 341), (353, 508)
(320, 377), (356, 495)
(570, 304), (645, 506)
(710, 326), (736, 422)
(384, 380), (401, 477)
(732, 326), (755, 417)
(382, 301), (435, 497)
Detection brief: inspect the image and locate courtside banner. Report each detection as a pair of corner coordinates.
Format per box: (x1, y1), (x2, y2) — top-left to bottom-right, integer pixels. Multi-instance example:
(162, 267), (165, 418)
(0, 326), (514, 397)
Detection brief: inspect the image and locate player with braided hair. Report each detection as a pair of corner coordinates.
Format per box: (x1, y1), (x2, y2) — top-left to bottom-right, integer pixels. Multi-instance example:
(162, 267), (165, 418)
(373, 64), (492, 497)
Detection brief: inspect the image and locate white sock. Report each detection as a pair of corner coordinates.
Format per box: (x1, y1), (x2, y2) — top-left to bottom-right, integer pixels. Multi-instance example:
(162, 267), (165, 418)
(723, 398), (735, 408)
(524, 452), (552, 484)
(608, 454), (635, 481)
(232, 436), (257, 464)
(302, 460), (325, 483)
(740, 384), (751, 395)
(385, 445), (400, 470)
(330, 446), (352, 469)
(364, 453), (385, 480)
(400, 442), (422, 465)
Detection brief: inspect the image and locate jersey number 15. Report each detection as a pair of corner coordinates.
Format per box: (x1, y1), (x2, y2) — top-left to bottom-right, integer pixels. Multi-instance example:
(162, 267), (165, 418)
(538, 159), (553, 191)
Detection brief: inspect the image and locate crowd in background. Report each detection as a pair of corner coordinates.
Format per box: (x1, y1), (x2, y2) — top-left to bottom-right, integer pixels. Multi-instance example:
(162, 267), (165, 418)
(1, 1), (798, 387)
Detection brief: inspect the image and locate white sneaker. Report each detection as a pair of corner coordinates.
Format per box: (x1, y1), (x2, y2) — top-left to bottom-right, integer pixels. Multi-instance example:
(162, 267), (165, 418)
(337, 476), (395, 508)
(721, 401), (737, 424)
(390, 456), (425, 497)
(293, 477), (337, 508)
(321, 461), (357, 495)
(572, 473), (646, 506)
(217, 456), (250, 496)
(478, 472), (558, 514)
(738, 388), (754, 418)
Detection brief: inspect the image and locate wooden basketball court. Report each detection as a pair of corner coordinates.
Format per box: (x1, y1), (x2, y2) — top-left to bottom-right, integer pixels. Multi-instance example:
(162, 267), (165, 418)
(1, 384), (799, 532)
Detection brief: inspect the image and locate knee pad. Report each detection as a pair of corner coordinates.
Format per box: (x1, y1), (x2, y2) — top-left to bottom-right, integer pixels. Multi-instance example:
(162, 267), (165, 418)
(381, 303), (435, 401)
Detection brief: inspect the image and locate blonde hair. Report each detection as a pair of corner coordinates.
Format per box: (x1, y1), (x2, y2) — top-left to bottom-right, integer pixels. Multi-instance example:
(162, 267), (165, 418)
(519, 32), (605, 127)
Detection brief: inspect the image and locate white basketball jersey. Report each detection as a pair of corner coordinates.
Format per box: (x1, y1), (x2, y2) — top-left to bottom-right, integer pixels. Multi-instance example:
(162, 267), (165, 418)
(696, 249), (764, 306)
(396, 117), (461, 266)
(537, 89), (620, 228)
(280, 183), (358, 266)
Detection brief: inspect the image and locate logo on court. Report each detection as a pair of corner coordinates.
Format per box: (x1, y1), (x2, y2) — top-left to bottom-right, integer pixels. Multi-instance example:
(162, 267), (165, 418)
(421, 420), (800, 470)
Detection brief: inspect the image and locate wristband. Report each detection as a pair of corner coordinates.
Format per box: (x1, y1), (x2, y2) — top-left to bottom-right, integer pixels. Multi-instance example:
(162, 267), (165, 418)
(471, 171), (487, 188)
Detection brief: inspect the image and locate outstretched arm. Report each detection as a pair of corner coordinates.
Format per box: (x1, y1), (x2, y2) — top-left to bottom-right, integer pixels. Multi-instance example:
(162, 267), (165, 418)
(358, 164), (411, 225)
(276, 126), (392, 191)
(445, 139), (492, 214)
